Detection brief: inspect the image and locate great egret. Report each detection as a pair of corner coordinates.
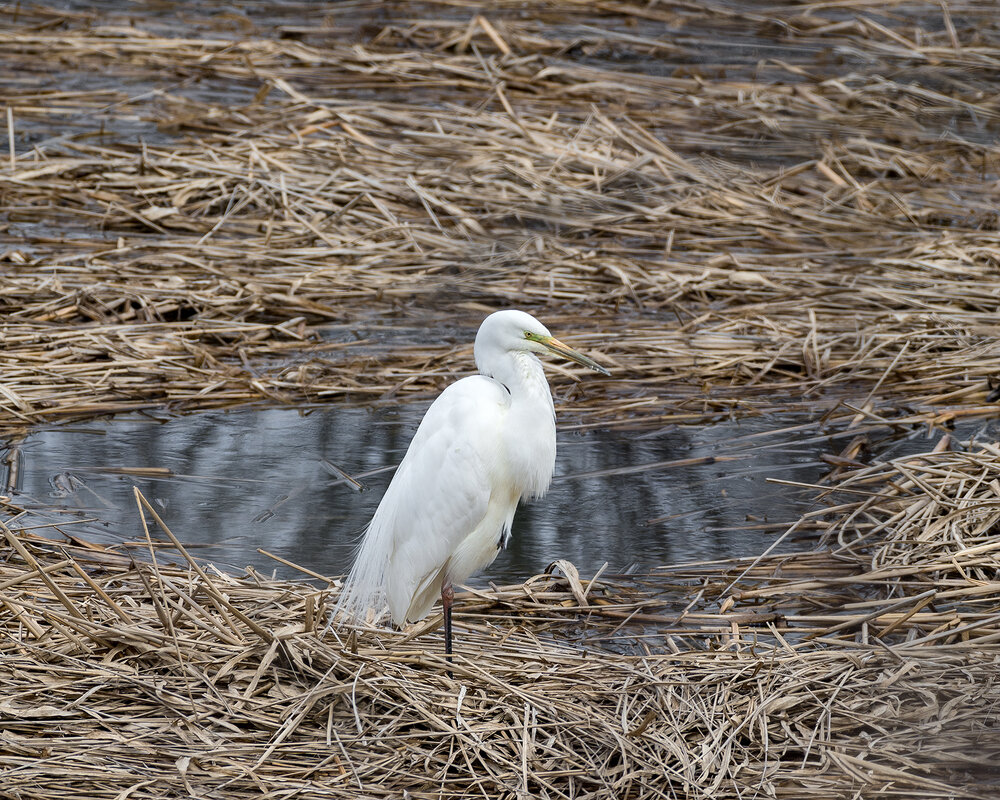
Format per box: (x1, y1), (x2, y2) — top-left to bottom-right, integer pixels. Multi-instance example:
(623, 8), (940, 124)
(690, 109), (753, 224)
(336, 309), (609, 659)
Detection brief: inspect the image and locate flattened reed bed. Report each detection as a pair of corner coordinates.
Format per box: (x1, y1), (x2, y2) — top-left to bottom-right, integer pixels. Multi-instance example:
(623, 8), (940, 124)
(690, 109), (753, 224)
(3, 439), (1000, 799)
(1, 2), (1000, 796)
(2, 1), (1000, 433)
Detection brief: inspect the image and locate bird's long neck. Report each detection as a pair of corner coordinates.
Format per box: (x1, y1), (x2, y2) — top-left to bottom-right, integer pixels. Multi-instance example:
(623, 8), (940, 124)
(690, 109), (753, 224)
(484, 350), (556, 498)
(481, 350), (552, 411)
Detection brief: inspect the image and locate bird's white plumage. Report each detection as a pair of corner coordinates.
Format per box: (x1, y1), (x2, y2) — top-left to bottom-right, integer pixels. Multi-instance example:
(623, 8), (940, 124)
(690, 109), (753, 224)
(336, 309), (602, 629)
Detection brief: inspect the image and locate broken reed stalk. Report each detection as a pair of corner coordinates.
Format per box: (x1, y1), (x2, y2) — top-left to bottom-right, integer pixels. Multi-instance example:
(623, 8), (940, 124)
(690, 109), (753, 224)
(5, 105), (13, 170)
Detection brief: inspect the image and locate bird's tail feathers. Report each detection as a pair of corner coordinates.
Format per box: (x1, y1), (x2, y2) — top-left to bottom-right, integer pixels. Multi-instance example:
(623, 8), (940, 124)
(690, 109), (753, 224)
(332, 514), (394, 629)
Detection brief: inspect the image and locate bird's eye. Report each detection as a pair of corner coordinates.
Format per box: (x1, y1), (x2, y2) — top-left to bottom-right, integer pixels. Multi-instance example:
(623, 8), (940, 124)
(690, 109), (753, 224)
(524, 331), (533, 340)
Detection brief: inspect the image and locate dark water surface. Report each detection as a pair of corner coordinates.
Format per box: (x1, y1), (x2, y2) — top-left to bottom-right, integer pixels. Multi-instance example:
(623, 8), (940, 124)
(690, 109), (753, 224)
(4, 405), (967, 584)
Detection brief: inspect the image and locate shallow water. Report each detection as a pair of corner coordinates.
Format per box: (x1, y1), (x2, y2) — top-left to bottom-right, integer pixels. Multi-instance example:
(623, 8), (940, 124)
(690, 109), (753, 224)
(3, 403), (940, 584)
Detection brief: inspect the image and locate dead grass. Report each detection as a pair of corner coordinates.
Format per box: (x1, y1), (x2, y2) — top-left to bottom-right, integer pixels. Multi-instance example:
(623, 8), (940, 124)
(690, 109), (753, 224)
(2, 1), (1000, 797)
(2, 442), (1000, 800)
(1, 0), (1000, 434)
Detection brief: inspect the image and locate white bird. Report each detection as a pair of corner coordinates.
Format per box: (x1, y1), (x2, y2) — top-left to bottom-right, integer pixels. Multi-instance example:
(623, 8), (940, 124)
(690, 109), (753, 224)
(336, 309), (609, 658)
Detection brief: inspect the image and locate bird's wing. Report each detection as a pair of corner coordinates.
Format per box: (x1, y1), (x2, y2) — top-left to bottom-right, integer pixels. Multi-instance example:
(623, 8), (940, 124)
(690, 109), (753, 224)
(338, 375), (509, 626)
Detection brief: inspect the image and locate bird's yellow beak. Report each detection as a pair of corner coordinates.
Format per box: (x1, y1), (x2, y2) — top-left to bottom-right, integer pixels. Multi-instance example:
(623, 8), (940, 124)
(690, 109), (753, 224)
(539, 336), (611, 376)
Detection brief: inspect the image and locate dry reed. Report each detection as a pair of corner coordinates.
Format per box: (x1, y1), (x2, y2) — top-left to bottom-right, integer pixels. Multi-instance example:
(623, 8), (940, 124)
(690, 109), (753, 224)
(1, 441), (999, 798)
(2, 1), (1000, 797)
(1, 1), (999, 435)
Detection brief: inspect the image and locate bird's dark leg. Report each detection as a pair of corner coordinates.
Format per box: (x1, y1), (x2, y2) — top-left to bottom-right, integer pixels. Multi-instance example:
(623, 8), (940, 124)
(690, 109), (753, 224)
(441, 581), (454, 673)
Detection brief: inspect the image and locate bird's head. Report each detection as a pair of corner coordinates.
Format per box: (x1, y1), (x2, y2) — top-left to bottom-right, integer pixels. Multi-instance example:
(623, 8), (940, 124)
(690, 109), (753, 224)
(475, 309), (610, 377)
